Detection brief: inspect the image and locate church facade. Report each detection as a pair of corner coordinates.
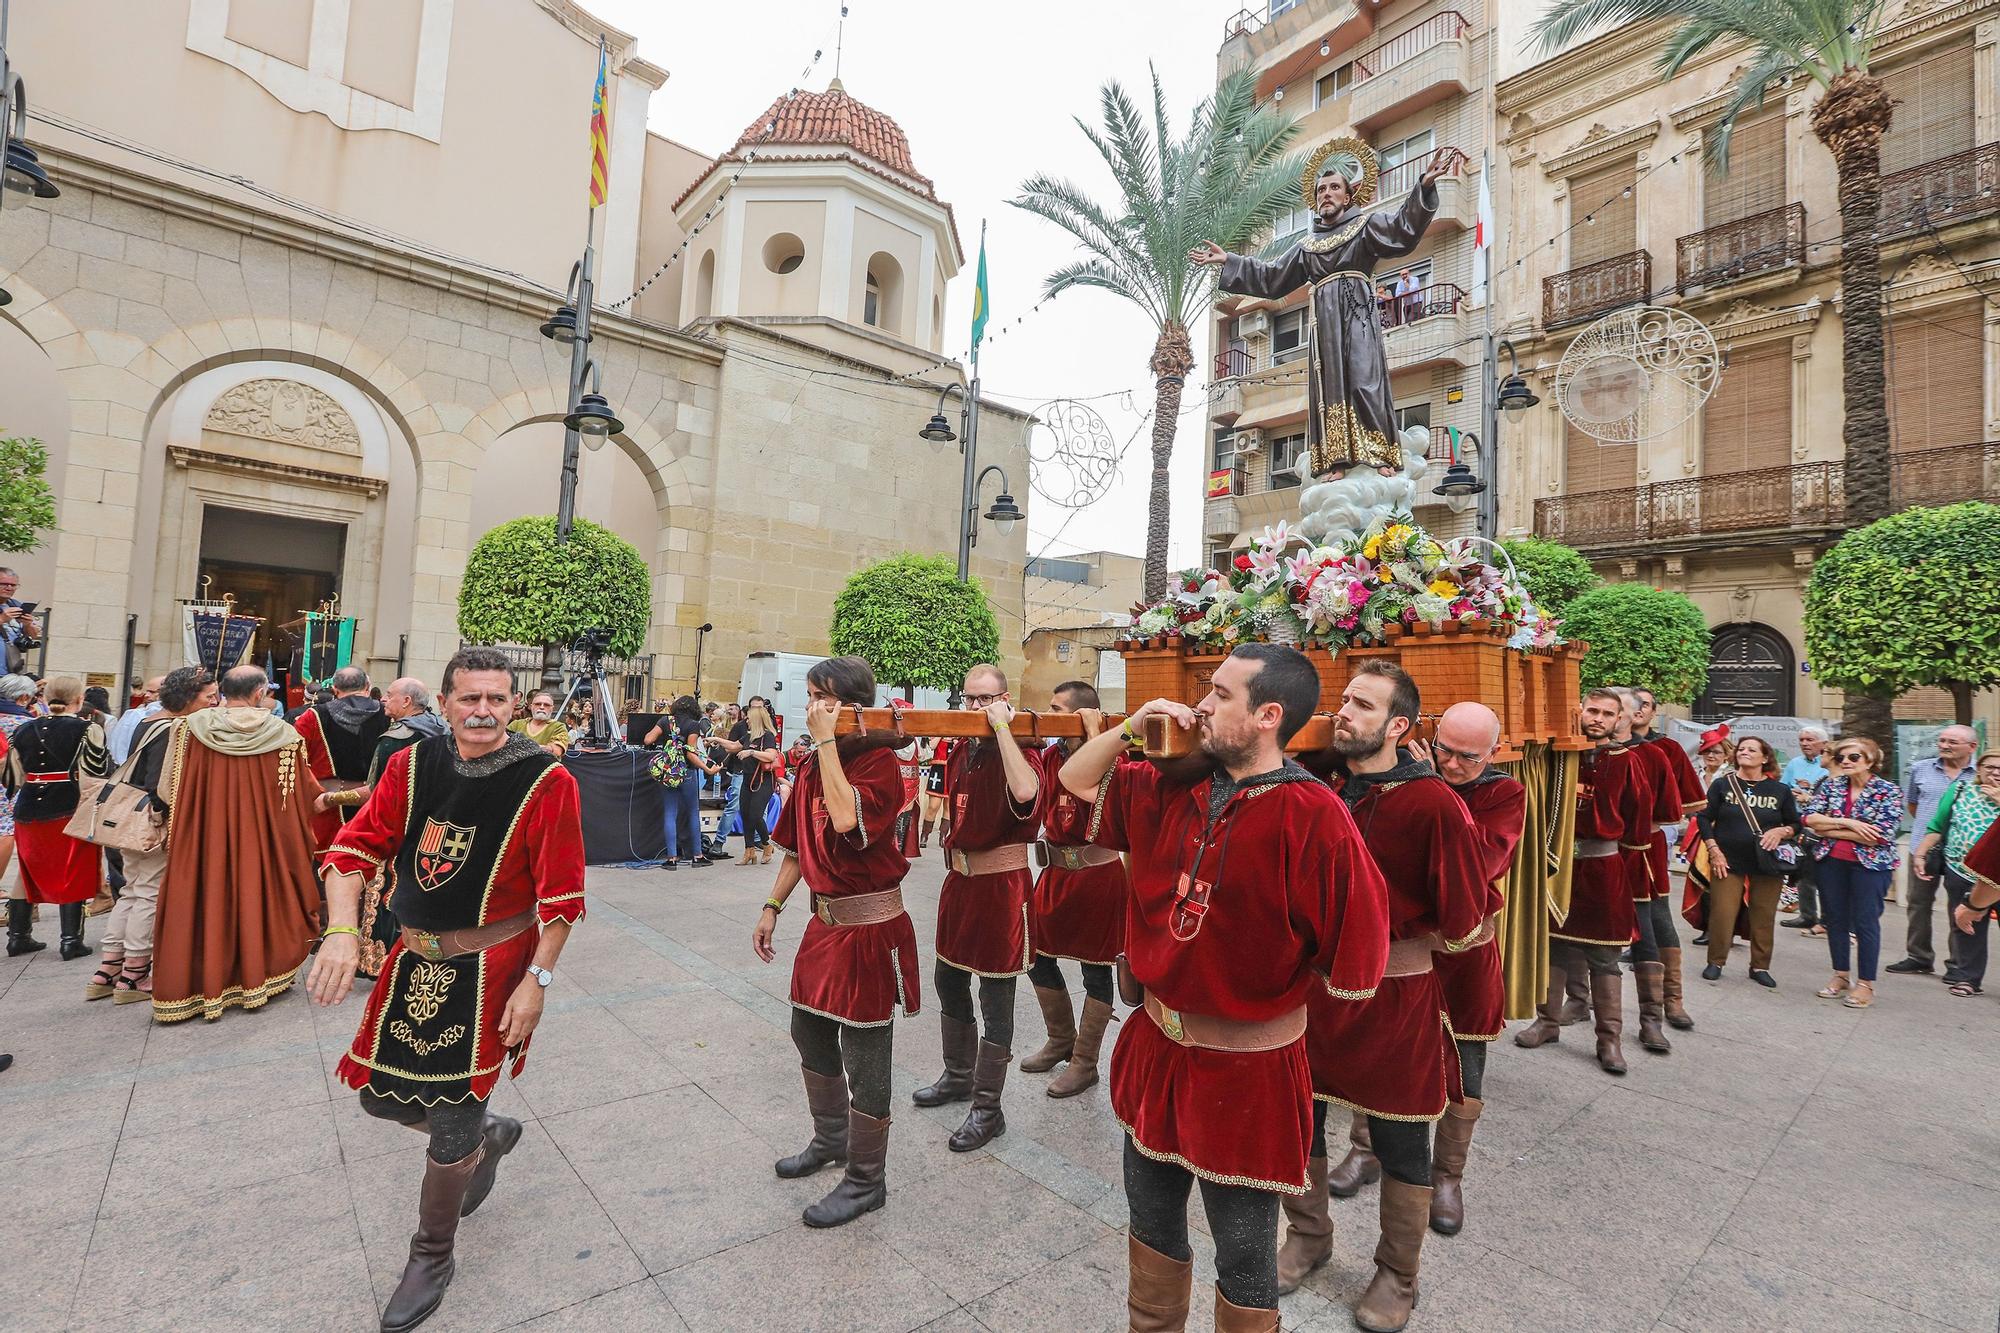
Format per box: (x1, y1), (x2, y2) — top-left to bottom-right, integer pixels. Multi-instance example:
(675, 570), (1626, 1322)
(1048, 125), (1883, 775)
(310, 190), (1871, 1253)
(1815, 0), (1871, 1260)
(0, 0), (1030, 697)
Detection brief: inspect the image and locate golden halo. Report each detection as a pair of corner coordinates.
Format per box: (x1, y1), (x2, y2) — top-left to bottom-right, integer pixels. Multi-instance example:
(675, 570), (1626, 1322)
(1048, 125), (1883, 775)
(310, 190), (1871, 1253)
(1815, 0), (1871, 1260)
(1302, 135), (1378, 212)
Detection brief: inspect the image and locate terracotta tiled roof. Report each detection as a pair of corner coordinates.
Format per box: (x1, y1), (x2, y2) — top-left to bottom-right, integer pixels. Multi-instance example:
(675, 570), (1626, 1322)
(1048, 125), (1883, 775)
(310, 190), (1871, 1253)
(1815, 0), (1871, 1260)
(672, 80), (939, 211)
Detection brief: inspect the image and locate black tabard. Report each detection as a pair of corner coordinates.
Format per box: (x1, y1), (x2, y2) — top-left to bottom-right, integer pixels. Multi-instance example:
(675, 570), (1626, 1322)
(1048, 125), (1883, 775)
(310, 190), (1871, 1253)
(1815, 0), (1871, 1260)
(314, 699), (391, 782)
(389, 736), (557, 932)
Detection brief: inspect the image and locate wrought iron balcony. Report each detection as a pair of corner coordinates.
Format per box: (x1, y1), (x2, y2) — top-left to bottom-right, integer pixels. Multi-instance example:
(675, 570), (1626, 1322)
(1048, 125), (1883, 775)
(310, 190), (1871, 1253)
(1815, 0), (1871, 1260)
(1353, 12), (1468, 82)
(1214, 344), (1253, 380)
(1676, 202), (1806, 294)
(1543, 249), (1651, 329)
(1349, 11), (1472, 129)
(1880, 142), (2000, 239)
(1531, 442), (2000, 552)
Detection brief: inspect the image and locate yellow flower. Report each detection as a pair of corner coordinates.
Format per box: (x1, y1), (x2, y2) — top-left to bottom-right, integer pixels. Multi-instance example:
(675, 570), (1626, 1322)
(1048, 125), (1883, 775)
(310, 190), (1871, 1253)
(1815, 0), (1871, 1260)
(1378, 567), (1393, 583)
(1428, 579), (1457, 598)
(1362, 536), (1381, 559)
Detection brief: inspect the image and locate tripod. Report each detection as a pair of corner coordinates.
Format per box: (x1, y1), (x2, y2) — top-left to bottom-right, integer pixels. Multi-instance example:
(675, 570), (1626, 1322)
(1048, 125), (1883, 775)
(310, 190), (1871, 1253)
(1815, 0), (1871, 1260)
(557, 663), (621, 749)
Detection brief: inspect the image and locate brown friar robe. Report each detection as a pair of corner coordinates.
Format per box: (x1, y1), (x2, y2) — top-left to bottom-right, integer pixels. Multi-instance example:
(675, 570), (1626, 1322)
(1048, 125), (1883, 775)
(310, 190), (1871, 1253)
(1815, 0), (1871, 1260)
(151, 707), (324, 1024)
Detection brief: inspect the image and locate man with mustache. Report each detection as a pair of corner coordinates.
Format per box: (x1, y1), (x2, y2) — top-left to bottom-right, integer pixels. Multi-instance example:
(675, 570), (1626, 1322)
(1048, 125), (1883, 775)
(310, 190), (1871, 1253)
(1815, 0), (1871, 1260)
(308, 647), (586, 1333)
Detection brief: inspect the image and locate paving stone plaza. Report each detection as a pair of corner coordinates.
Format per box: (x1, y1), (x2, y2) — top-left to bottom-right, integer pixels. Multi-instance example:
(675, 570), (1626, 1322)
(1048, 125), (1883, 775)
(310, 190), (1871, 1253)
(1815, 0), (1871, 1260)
(1, 856), (1993, 1332)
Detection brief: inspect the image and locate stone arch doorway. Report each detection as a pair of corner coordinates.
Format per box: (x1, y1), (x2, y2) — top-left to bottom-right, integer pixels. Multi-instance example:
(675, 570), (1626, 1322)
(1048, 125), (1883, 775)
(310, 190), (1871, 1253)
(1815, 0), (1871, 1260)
(1696, 622), (1795, 720)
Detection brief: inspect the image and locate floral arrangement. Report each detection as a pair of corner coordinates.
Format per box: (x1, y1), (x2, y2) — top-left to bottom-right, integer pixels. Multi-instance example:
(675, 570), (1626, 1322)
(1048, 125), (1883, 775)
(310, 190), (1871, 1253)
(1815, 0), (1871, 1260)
(1129, 516), (1564, 654)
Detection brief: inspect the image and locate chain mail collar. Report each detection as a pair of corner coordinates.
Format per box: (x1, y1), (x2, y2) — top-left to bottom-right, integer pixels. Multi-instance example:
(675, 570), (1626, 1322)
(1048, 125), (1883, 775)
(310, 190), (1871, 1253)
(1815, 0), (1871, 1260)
(449, 730), (545, 777)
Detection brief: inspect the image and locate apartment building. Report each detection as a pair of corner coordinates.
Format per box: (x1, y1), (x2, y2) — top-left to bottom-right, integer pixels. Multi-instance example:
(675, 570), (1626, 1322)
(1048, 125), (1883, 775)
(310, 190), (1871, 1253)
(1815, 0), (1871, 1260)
(1204, 0), (1498, 567)
(1493, 0), (2000, 723)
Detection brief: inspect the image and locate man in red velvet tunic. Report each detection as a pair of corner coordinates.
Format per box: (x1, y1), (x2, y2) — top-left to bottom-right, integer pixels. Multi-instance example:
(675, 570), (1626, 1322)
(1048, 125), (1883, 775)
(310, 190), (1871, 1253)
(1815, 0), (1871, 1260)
(1631, 686), (1706, 1031)
(1059, 643), (1389, 1333)
(295, 665), (389, 852)
(1518, 688), (1645, 1076)
(1299, 662), (1487, 1332)
(911, 664), (1041, 1153)
(753, 656), (922, 1230)
(1610, 694), (1674, 1056)
(307, 647), (584, 1333)
(1019, 679), (1126, 1101)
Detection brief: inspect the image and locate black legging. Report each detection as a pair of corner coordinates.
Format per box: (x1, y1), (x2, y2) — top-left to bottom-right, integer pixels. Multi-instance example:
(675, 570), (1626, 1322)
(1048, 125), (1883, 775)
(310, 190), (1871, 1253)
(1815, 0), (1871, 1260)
(1026, 953), (1114, 1005)
(1124, 1137), (1279, 1311)
(1630, 893), (1661, 964)
(359, 1089), (489, 1164)
(932, 960), (1015, 1049)
(790, 1008), (894, 1119)
(1456, 1039), (1487, 1101)
(1647, 894), (1679, 949)
(1310, 1098), (1431, 1187)
(742, 778), (775, 847)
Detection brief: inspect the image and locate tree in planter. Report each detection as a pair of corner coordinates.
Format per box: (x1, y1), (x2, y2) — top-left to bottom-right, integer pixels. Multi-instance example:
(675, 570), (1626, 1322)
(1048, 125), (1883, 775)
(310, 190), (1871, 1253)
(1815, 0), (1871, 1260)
(1805, 502), (2000, 726)
(0, 437), (59, 553)
(830, 553), (1000, 696)
(458, 517), (652, 660)
(1498, 536), (1600, 619)
(1563, 582), (1711, 705)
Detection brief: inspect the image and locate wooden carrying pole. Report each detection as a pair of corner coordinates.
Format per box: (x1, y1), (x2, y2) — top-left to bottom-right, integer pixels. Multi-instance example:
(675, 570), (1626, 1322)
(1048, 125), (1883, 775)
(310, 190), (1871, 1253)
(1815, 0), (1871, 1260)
(828, 706), (1343, 760)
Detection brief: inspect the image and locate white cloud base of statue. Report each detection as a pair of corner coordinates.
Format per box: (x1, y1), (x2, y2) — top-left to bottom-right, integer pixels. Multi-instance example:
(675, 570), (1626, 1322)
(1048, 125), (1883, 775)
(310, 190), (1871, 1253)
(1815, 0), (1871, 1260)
(1296, 425), (1434, 547)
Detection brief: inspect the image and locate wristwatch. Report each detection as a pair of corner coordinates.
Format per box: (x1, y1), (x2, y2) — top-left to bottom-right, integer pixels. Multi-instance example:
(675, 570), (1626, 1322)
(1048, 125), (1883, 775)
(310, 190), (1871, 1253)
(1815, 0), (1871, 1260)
(527, 964), (554, 988)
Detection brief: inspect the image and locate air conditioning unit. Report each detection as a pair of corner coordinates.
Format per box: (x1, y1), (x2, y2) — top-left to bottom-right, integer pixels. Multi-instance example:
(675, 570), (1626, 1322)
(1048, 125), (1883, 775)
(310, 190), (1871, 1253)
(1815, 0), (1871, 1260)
(1236, 311), (1271, 341)
(1234, 428), (1264, 457)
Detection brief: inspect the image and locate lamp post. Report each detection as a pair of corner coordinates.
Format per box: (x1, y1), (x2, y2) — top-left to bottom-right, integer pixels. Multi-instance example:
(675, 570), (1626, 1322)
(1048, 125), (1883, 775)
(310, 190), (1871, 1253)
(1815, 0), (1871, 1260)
(1448, 334), (1538, 541)
(916, 382), (1018, 580)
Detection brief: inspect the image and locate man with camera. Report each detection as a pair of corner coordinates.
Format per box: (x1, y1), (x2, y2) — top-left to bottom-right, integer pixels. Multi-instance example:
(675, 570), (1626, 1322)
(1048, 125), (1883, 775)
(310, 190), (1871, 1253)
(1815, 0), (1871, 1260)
(0, 569), (43, 675)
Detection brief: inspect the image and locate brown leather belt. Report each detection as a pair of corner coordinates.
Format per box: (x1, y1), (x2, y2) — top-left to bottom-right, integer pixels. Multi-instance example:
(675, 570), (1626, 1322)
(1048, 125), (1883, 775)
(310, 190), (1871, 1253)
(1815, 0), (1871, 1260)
(813, 887), (905, 927)
(401, 909), (536, 963)
(1574, 838), (1619, 858)
(1039, 842), (1120, 872)
(946, 844), (1032, 877)
(1144, 993), (1306, 1052)
(1383, 933), (1442, 976)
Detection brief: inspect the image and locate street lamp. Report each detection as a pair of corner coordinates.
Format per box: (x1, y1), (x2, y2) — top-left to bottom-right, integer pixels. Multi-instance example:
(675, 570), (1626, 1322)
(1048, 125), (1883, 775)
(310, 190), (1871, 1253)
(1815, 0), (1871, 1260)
(912, 380), (1000, 581)
(1471, 335), (1538, 540)
(1431, 431), (1484, 513)
(0, 0), (57, 308)
(977, 467), (1022, 535)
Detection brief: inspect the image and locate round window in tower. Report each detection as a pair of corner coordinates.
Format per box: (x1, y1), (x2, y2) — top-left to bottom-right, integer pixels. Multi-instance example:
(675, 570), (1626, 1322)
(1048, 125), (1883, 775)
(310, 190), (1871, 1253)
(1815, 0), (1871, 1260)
(763, 233), (806, 275)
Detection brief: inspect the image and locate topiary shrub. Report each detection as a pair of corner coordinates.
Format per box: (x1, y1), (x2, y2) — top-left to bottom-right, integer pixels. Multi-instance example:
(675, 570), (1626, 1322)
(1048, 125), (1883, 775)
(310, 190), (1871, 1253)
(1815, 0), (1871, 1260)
(1498, 535), (1599, 618)
(1563, 582), (1710, 705)
(831, 552), (1000, 694)
(458, 516), (651, 657)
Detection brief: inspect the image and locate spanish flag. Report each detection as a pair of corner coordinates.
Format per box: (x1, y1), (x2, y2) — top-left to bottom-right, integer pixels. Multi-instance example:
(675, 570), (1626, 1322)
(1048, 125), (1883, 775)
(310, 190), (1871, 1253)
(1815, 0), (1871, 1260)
(970, 230), (990, 351)
(588, 44), (610, 207)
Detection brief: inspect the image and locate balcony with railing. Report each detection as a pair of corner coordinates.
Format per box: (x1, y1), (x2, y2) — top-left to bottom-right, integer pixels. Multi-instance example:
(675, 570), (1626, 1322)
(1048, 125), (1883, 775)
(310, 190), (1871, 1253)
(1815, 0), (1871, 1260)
(1349, 11), (1472, 129)
(1370, 151), (1476, 231)
(1544, 249), (1651, 329)
(1531, 442), (2000, 552)
(1676, 202), (1806, 295)
(1221, 2), (1376, 84)
(1880, 141), (2000, 240)
(1382, 281), (1476, 369)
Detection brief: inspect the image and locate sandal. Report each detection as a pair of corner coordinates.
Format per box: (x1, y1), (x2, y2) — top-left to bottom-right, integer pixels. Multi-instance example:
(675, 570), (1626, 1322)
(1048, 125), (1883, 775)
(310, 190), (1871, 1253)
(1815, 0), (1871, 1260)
(85, 958), (123, 1002)
(1816, 975), (1851, 1000)
(113, 959), (153, 1005)
(1842, 981), (1875, 1009)
(1806, 925), (1827, 937)
(1949, 982), (1979, 997)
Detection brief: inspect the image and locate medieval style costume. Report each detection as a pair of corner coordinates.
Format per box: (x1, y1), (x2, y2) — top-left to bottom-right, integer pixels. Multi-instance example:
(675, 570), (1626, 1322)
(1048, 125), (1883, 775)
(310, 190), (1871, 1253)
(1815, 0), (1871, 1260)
(151, 707), (323, 1022)
(346, 710), (451, 978)
(893, 739), (923, 858)
(912, 734), (1039, 1151)
(1020, 739), (1127, 1099)
(1, 697), (41, 958)
(1520, 740), (1648, 1074)
(1091, 755), (1388, 1330)
(327, 730), (584, 1333)
(1217, 179), (1438, 477)
(4, 710), (108, 960)
(766, 738), (921, 1227)
(1302, 752), (1487, 1327)
(1639, 727), (1707, 1031)
(296, 691), (389, 850)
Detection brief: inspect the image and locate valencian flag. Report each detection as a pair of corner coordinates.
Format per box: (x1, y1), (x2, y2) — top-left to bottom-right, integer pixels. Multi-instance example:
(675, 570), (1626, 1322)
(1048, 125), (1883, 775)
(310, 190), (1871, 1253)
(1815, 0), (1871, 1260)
(588, 43), (610, 207)
(970, 229), (990, 351)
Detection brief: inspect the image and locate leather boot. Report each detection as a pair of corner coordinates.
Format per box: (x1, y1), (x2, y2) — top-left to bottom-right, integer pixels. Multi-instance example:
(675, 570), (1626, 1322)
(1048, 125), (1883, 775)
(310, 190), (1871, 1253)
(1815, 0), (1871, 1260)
(1019, 985), (1075, 1073)
(1213, 1287), (1280, 1332)
(1275, 1155), (1333, 1294)
(1047, 996), (1113, 1098)
(1513, 956), (1567, 1048)
(776, 1067), (850, 1179)
(1126, 1234), (1193, 1333)
(1591, 971), (1627, 1075)
(802, 1108), (888, 1227)
(1635, 961), (1671, 1053)
(1327, 1110), (1380, 1196)
(1353, 1177), (1431, 1333)
(380, 1145), (484, 1333)
(911, 1013), (976, 1107)
(458, 1113), (522, 1217)
(947, 1040), (1010, 1151)
(6, 898), (45, 956)
(1558, 967), (1590, 1025)
(1661, 945), (1694, 1029)
(58, 903), (89, 960)
(1428, 1097), (1481, 1236)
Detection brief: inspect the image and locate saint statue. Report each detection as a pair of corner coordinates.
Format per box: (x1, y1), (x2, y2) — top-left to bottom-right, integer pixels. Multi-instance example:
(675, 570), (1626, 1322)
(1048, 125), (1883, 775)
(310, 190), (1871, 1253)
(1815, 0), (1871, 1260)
(1192, 141), (1459, 479)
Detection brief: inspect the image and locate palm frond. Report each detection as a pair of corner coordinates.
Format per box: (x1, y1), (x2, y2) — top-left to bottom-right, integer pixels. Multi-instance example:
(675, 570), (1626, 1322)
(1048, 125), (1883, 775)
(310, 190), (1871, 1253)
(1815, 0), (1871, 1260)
(1704, 45), (1798, 171)
(1039, 258), (1160, 324)
(1530, 0), (1680, 54)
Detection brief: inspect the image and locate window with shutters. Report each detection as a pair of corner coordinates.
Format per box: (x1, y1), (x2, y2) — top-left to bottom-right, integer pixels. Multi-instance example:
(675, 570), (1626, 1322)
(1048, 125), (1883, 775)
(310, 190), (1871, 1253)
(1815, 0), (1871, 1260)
(1564, 419), (1637, 494)
(1887, 302), (1983, 454)
(1704, 111), (1786, 226)
(1272, 307), (1308, 363)
(1700, 340), (1792, 475)
(1568, 159), (1637, 267)
(1879, 44), (1974, 176)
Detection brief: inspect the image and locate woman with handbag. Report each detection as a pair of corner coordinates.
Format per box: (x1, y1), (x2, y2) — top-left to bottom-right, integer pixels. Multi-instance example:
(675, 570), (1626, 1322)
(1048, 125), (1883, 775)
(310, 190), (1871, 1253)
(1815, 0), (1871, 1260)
(1917, 750), (2000, 996)
(1802, 737), (1905, 1009)
(1694, 736), (1799, 989)
(2, 677), (108, 961)
(644, 697), (720, 870)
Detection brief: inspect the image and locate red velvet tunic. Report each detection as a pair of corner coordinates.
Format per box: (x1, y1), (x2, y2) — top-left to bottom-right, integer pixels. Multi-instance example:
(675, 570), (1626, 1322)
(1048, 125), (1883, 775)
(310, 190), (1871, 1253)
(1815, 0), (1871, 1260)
(1629, 736), (1684, 903)
(936, 736), (1040, 976)
(1619, 744), (1661, 905)
(1309, 769), (1487, 1121)
(772, 743), (922, 1026)
(1091, 759), (1388, 1193)
(294, 707), (344, 851)
(329, 745), (586, 1105)
(1554, 744), (1646, 946)
(1436, 772), (1526, 1042)
(1029, 743), (1127, 966)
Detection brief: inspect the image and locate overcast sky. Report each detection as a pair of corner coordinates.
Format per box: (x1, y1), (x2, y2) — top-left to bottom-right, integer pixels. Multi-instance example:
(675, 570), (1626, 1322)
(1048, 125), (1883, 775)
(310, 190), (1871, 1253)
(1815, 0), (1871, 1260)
(591, 0), (1229, 569)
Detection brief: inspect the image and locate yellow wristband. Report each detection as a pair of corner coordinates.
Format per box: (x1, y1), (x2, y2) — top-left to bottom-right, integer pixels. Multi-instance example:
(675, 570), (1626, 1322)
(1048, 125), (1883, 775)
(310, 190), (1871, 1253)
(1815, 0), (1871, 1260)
(762, 897), (785, 914)
(1119, 718), (1141, 748)
(322, 925), (362, 940)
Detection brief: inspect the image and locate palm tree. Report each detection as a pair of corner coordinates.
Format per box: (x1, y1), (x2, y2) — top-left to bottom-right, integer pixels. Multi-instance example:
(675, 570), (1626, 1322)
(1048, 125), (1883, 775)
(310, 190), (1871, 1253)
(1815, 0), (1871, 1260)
(1534, 0), (1897, 744)
(1014, 68), (1304, 600)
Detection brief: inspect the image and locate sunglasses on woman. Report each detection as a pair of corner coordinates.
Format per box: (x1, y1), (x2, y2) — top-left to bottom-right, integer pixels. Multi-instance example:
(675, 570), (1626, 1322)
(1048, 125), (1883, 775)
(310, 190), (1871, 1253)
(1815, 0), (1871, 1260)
(1833, 751), (1866, 764)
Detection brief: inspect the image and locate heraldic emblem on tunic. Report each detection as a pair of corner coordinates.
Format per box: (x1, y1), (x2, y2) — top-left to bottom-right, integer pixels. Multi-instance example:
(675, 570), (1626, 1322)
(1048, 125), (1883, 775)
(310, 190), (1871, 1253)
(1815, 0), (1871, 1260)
(414, 818), (475, 892)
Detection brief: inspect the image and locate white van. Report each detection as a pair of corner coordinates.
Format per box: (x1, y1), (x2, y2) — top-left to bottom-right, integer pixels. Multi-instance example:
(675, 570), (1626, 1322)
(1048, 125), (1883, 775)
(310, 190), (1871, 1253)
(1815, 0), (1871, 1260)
(737, 651), (951, 741)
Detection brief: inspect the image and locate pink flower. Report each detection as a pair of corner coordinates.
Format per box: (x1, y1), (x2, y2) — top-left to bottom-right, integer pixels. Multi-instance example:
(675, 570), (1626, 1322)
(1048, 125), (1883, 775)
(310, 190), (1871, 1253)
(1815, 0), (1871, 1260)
(1347, 582), (1373, 607)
